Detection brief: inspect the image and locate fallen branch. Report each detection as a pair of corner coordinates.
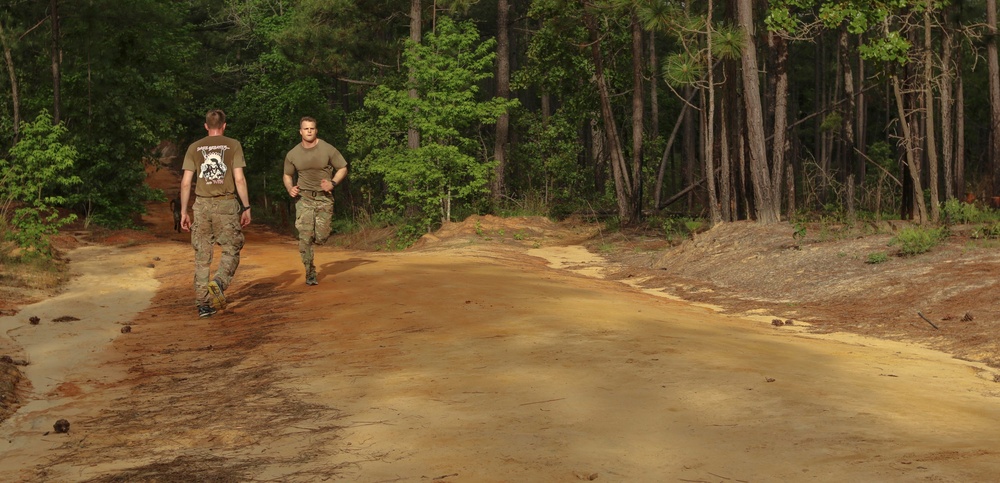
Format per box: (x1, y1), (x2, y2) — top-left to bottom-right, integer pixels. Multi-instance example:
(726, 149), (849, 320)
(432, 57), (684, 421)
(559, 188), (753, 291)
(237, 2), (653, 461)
(917, 311), (939, 330)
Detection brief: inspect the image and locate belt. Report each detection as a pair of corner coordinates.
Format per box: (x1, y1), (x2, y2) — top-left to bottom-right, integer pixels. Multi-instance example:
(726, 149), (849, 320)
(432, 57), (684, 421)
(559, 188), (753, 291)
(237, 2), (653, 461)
(197, 193), (236, 199)
(301, 190), (332, 198)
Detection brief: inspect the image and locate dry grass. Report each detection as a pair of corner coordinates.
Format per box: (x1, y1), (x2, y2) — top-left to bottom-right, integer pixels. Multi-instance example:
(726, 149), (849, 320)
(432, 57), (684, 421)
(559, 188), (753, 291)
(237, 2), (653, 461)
(0, 240), (71, 312)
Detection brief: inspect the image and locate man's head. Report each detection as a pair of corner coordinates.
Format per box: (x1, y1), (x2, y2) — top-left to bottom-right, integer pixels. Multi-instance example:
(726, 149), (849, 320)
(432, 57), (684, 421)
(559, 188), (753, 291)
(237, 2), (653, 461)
(299, 116), (318, 144)
(205, 109), (227, 131)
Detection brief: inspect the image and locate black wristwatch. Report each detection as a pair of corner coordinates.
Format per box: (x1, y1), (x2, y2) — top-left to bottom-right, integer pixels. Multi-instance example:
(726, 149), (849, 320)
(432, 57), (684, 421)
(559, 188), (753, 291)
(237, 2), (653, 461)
(331, 180), (338, 187)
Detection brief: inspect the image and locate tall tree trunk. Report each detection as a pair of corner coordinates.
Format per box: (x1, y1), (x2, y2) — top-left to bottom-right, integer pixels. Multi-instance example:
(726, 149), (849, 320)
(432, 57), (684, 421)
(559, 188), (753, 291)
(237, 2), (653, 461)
(769, 31), (789, 217)
(940, 13), (955, 200)
(683, 85), (697, 212)
(839, 28), (857, 200)
(857, 46), (867, 181)
(0, 20), (20, 139)
(722, 58), (739, 220)
(704, 0), (721, 224)
(50, 0), (61, 124)
(491, 0), (511, 205)
(924, 7), (940, 221)
(719, 94), (732, 221)
(649, 31), (659, 138)
(956, 47), (966, 198)
(736, 0), (778, 223)
(585, 13), (635, 224)
(630, 13), (644, 222)
(987, 0), (1000, 196)
(893, 73), (928, 224)
(407, 0), (422, 150)
(653, 99), (691, 209)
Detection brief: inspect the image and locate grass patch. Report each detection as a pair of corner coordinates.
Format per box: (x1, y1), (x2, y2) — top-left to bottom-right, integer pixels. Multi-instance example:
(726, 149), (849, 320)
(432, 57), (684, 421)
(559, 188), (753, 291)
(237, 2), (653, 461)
(865, 252), (889, 264)
(889, 226), (946, 256)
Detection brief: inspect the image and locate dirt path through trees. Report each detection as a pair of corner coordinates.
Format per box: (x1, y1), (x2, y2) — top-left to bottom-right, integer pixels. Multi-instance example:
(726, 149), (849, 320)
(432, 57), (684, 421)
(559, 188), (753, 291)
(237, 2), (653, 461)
(2, 219), (1000, 481)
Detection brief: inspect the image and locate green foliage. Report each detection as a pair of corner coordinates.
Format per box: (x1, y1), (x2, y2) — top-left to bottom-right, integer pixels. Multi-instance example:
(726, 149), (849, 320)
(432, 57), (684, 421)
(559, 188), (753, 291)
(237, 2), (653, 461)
(865, 252), (889, 264)
(509, 113), (589, 215)
(941, 198), (985, 225)
(971, 222), (1000, 240)
(349, 17), (518, 233)
(889, 226), (946, 256)
(792, 221), (807, 241)
(0, 113), (82, 257)
(662, 53), (705, 87)
(660, 216), (704, 240)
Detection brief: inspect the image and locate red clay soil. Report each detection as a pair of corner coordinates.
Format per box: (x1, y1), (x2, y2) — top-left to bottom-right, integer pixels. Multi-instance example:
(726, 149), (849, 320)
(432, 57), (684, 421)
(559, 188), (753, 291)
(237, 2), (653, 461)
(1, 160), (1000, 481)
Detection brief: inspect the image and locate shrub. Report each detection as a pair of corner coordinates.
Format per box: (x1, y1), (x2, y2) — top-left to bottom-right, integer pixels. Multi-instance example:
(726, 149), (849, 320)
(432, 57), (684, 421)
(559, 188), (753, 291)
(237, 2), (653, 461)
(889, 226), (946, 256)
(941, 198), (983, 224)
(865, 252), (889, 264)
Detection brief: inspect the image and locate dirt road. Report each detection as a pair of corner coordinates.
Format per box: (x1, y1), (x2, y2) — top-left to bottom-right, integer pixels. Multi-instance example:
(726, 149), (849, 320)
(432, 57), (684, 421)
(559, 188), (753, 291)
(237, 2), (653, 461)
(2, 215), (1000, 482)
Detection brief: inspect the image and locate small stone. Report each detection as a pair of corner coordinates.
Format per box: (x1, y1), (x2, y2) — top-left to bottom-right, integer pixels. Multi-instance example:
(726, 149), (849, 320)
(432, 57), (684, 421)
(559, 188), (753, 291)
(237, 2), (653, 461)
(29, 316), (40, 325)
(121, 325), (132, 333)
(53, 419), (70, 433)
(771, 319), (784, 326)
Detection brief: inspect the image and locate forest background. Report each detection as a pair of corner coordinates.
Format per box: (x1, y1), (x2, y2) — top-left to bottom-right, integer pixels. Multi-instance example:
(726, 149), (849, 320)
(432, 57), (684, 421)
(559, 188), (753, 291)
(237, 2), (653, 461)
(3, 0), (1000, 256)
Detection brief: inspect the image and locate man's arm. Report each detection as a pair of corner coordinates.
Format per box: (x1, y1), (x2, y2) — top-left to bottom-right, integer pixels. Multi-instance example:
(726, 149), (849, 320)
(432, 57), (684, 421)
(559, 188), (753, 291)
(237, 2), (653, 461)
(180, 170), (194, 232)
(234, 167), (252, 227)
(321, 167), (348, 192)
(283, 173), (300, 197)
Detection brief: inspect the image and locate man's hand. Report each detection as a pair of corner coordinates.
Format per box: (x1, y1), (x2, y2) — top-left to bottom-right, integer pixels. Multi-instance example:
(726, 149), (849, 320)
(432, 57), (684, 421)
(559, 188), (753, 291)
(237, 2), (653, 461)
(288, 185), (300, 198)
(240, 209), (252, 227)
(320, 179), (335, 192)
(180, 212), (192, 232)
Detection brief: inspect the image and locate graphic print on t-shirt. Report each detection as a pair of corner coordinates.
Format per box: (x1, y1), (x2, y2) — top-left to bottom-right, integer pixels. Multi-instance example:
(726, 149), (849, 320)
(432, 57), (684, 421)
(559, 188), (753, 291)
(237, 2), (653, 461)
(197, 145), (230, 185)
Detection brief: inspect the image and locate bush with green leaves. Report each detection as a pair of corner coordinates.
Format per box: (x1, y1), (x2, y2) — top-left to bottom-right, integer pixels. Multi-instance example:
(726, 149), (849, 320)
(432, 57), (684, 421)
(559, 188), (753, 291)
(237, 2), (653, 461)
(349, 17), (518, 234)
(0, 112), (82, 257)
(865, 252), (889, 264)
(971, 222), (1000, 239)
(940, 198), (984, 225)
(659, 216), (704, 240)
(888, 226), (946, 256)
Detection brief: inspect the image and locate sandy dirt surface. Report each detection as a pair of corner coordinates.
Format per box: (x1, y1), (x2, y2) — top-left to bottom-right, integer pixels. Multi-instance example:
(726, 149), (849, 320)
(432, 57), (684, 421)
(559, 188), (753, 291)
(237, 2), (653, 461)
(3, 165), (1000, 482)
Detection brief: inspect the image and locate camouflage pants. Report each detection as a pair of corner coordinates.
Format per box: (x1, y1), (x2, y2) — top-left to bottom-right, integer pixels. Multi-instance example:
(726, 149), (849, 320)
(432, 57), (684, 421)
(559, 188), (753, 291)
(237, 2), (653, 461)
(191, 197), (245, 306)
(295, 195), (333, 275)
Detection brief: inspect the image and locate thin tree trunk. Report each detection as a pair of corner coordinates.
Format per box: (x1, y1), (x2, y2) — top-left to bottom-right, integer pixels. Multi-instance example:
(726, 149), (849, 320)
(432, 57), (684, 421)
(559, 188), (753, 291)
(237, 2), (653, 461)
(737, 0), (778, 223)
(893, 74), (928, 223)
(0, 20), (20, 139)
(654, 100), (691, 209)
(649, 31), (659, 138)
(585, 13), (635, 224)
(956, 48), (966, 197)
(50, 0), (61, 124)
(491, 0), (511, 204)
(407, 0), (422, 150)
(924, 7), (940, 221)
(839, 28), (857, 199)
(857, 46), (867, 181)
(770, 31), (789, 217)
(705, 0), (721, 224)
(719, 95), (732, 221)
(683, 86), (697, 212)
(987, 0), (1000, 195)
(723, 58), (739, 219)
(630, 13), (644, 222)
(940, 12), (955, 200)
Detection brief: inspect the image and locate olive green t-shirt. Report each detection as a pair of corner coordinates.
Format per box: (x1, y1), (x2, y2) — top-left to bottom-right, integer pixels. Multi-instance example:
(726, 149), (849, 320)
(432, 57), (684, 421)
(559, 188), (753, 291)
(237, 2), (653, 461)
(182, 135), (246, 197)
(283, 139), (348, 191)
